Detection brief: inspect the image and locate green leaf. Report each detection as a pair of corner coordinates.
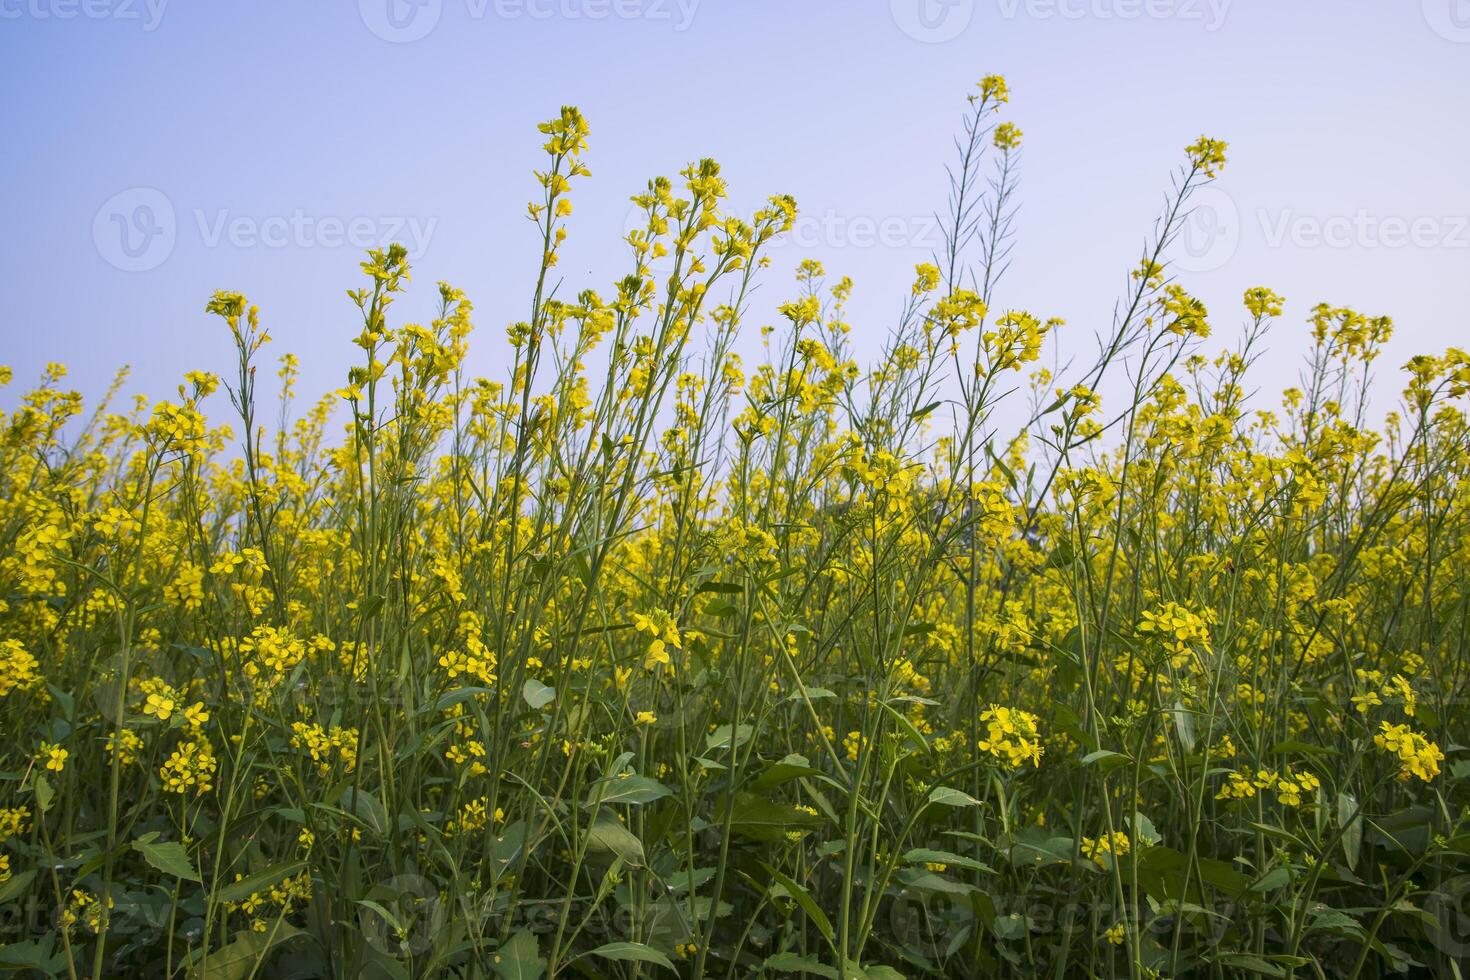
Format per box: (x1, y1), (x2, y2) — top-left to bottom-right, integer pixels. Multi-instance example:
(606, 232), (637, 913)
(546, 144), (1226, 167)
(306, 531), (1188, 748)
(697, 581), (745, 595)
(1172, 701), (1196, 752)
(764, 952), (838, 978)
(0, 869), (36, 904)
(728, 793), (823, 842)
(785, 687), (837, 702)
(902, 848), (990, 873)
(493, 929), (546, 980)
(33, 774), (54, 813)
(1135, 845), (1249, 902)
(217, 861), (307, 905)
(909, 400), (942, 421)
(752, 754), (823, 791)
(1131, 812), (1162, 847)
(928, 786), (981, 808)
(589, 775), (672, 807)
(902, 870), (970, 894)
(583, 942), (676, 971)
(522, 678), (555, 710)
(1079, 749), (1131, 773)
(760, 862), (835, 943)
(587, 817), (646, 866)
(433, 686), (494, 712)
(859, 967), (907, 980)
(1005, 829), (1079, 868)
(669, 866), (714, 893)
(133, 839), (200, 882)
(706, 723), (753, 751)
(1338, 792), (1362, 870)
(1213, 953), (1286, 977)
(339, 787), (389, 836)
(0, 937), (67, 973)
(1249, 867), (1292, 893)
(356, 899), (405, 934)
(186, 924), (301, 980)
(1308, 907), (1365, 939)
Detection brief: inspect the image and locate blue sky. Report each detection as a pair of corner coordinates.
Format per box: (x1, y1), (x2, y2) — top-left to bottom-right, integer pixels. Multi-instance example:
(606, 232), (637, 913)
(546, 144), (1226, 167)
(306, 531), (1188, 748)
(2, 0), (1467, 417)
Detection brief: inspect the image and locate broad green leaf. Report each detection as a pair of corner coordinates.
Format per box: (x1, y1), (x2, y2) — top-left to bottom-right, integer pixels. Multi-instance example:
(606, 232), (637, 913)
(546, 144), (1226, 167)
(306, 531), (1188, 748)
(587, 817), (646, 866)
(339, 787), (389, 836)
(928, 786), (980, 808)
(706, 723), (753, 751)
(583, 942), (676, 971)
(859, 967), (907, 980)
(1338, 792), (1362, 870)
(133, 839), (200, 882)
(0, 870), (36, 904)
(1079, 749), (1131, 773)
(728, 793), (823, 843)
(760, 862), (835, 943)
(217, 861), (307, 905)
(1172, 701), (1196, 752)
(902, 848), (989, 873)
(589, 775), (672, 807)
(763, 952), (838, 978)
(1249, 867), (1292, 893)
(668, 866), (715, 893)
(902, 870), (970, 894)
(752, 753), (823, 792)
(186, 924), (300, 980)
(492, 929), (546, 980)
(1213, 953), (1287, 977)
(522, 678), (555, 710)
(33, 774), (54, 813)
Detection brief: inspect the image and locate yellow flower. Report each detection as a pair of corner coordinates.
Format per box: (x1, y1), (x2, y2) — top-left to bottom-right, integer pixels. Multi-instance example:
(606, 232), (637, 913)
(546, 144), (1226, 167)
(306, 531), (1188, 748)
(144, 692), (176, 721)
(1216, 771), (1256, 801)
(634, 711), (657, 726)
(1373, 721), (1443, 783)
(0, 639), (40, 697)
(633, 609), (681, 671)
(108, 729), (144, 766)
(1185, 135), (1228, 177)
(977, 705), (1043, 768)
(912, 263), (941, 295)
(160, 739), (217, 796)
(39, 742), (68, 773)
(1080, 831), (1130, 869)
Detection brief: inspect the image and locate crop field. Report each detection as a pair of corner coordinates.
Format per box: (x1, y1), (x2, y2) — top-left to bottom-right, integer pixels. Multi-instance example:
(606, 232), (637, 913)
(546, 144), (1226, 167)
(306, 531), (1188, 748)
(1, 79), (1469, 979)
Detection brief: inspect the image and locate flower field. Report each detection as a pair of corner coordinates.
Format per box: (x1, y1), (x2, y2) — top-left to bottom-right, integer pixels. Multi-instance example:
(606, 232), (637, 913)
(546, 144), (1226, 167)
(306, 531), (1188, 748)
(2, 78), (1470, 978)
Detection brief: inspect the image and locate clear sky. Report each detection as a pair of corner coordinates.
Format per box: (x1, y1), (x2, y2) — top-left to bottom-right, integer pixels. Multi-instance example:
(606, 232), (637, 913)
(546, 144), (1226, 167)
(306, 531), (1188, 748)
(2, 0), (1467, 418)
